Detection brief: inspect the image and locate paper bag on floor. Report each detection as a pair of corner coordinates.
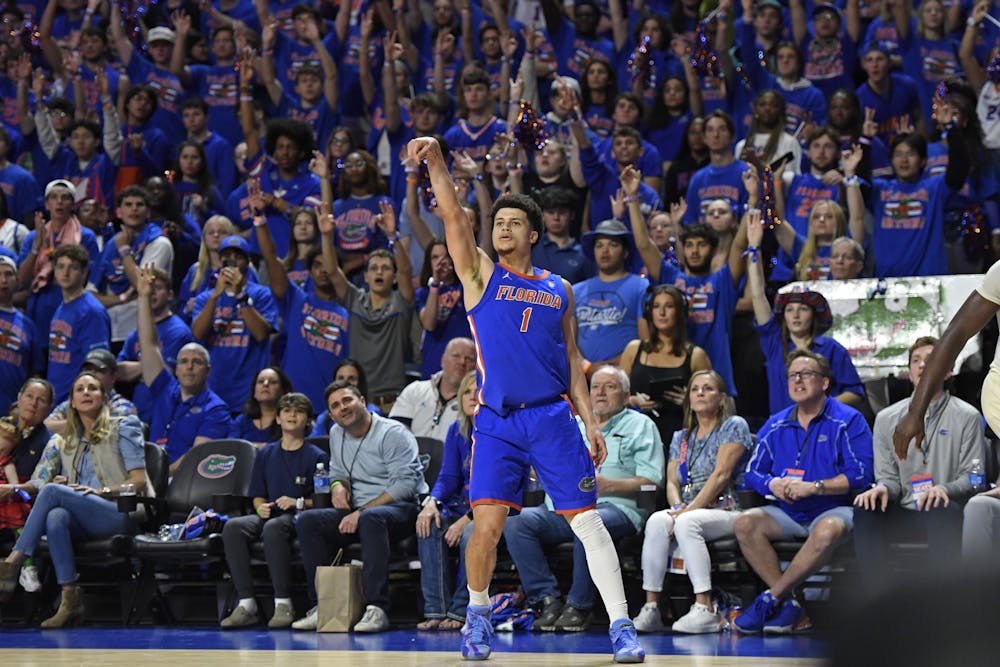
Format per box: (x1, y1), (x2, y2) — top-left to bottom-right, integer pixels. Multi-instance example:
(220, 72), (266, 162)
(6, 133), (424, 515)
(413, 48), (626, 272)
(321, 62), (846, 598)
(316, 549), (364, 632)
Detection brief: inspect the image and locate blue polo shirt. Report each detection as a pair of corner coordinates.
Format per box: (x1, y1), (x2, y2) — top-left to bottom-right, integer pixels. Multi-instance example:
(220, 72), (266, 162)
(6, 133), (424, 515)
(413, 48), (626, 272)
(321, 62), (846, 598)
(147, 368), (231, 463)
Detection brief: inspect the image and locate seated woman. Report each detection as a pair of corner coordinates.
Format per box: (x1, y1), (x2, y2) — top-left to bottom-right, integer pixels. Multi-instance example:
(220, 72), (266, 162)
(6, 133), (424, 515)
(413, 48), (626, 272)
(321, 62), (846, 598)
(746, 210), (866, 414)
(0, 371), (146, 627)
(414, 371), (476, 631)
(619, 285), (711, 446)
(311, 359), (383, 437)
(632, 370), (753, 634)
(219, 392), (328, 629)
(229, 367), (294, 446)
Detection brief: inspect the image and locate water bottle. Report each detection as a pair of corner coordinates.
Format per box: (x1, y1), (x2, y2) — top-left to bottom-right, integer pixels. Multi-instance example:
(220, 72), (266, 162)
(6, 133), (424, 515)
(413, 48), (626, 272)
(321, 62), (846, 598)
(314, 462), (331, 495)
(969, 458), (987, 493)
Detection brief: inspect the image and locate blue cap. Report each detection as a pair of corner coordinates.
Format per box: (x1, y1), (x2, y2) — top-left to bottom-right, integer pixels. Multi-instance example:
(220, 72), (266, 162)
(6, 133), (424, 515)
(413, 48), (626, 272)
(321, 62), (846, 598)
(219, 235), (250, 255)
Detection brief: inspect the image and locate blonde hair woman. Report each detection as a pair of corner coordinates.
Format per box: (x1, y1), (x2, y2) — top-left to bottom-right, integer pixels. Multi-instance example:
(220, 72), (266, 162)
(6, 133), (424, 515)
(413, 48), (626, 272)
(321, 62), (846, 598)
(632, 370), (753, 634)
(772, 199), (850, 281)
(178, 215), (237, 319)
(0, 371), (145, 627)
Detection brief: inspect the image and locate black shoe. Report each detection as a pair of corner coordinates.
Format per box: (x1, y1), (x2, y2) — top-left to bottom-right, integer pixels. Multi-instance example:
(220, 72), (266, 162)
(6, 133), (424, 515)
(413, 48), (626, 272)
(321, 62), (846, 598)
(534, 596), (564, 632)
(553, 604), (593, 632)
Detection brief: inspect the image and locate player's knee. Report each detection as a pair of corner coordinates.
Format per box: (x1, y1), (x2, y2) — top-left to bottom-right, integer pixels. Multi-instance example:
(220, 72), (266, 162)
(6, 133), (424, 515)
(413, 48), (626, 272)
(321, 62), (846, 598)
(569, 508), (611, 547)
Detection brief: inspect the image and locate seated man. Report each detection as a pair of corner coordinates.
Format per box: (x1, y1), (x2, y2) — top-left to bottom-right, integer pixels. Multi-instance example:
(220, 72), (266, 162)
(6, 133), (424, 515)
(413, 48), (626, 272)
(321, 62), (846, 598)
(44, 349), (137, 435)
(503, 365), (663, 632)
(136, 266), (230, 473)
(389, 337), (476, 441)
(853, 336), (985, 587)
(293, 381), (427, 633)
(734, 349), (873, 634)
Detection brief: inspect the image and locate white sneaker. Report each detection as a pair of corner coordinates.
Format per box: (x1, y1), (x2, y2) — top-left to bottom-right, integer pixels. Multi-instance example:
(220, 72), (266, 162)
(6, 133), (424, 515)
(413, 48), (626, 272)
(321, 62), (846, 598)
(291, 605), (318, 631)
(353, 604), (389, 632)
(19, 565), (41, 593)
(631, 602), (666, 633)
(672, 602), (724, 634)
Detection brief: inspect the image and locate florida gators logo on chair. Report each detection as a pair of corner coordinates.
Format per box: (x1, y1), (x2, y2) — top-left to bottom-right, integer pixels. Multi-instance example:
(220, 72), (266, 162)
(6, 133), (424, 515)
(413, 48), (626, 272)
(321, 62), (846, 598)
(197, 454), (237, 479)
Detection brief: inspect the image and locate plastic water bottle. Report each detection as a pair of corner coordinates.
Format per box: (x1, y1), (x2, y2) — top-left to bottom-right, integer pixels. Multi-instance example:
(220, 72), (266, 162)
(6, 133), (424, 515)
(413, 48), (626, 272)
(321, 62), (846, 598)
(969, 459), (987, 493)
(314, 462), (331, 495)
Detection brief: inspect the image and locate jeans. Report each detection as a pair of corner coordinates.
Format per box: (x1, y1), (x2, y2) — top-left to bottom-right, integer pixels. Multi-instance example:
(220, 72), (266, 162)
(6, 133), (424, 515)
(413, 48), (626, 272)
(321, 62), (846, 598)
(854, 503), (963, 589)
(503, 503), (635, 610)
(222, 513), (297, 599)
(14, 483), (136, 585)
(417, 518), (473, 620)
(296, 502), (418, 610)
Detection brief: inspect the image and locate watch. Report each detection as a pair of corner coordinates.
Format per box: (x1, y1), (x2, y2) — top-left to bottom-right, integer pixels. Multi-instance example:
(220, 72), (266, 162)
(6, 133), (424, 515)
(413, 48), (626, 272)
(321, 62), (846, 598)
(295, 497), (305, 511)
(814, 480), (825, 496)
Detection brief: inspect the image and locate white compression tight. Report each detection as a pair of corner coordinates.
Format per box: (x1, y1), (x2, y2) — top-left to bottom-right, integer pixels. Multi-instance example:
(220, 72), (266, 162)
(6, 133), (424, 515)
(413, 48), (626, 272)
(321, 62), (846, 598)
(641, 508), (737, 594)
(570, 509), (628, 623)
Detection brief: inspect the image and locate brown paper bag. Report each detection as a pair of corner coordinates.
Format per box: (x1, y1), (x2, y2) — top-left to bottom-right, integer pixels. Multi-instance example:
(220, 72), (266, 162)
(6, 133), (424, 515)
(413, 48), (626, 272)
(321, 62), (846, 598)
(316, 549), (364, 632)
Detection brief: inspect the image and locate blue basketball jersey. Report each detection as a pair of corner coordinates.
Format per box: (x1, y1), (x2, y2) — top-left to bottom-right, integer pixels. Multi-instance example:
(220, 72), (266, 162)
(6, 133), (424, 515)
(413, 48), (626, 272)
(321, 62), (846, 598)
(468, 264), (570, 414)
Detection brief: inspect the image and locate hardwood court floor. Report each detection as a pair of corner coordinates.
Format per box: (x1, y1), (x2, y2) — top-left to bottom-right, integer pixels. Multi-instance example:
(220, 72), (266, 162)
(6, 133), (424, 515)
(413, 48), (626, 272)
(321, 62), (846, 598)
(0, 627), (829, 666)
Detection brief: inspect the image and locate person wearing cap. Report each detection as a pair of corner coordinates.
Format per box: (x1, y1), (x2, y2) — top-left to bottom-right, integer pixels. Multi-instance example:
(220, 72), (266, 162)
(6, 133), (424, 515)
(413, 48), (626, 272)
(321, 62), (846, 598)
(856, 41), (926, 147)
(790, 0), (862, 100)
(0, 254), (39, 414)
(109, 7), (185, 146)
(852, 336), (984, 588)
(530, 186), (595, 284)
(745, 208), (865, 413)
(170, 14), (244, 149)
(93, 185), (174, 341)
(573, 219), (649, 374)
(734, 348), (872, 634)
(219, 392), (329, 629)
(44, 348), (137, 436)
(192, 235), (279, 413)
(116, 267), (194, 423)
(46, 244), (111, 403)
(17, 179), (101, 341)
(569, 122), (662, 227)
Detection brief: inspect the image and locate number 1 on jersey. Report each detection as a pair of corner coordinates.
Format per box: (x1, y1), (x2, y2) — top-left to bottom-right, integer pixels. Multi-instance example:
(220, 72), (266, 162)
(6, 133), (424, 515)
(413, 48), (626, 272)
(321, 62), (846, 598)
(519, 307), (533, 333)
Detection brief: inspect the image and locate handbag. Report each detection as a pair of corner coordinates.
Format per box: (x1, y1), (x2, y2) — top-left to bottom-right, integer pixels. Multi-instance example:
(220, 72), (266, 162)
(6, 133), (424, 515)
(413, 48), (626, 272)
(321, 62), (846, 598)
(316, 548), (364, 632)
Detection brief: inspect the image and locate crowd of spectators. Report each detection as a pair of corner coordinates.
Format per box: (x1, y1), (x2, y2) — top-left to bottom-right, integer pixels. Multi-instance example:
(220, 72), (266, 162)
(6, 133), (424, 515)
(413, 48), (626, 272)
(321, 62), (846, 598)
(0, 0), (997, 639)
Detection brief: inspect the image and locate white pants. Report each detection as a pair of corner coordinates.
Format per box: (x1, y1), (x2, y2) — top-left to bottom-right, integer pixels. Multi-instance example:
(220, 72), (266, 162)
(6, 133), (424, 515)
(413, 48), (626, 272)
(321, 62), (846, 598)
(962, 494), (1000, 563)
(641, 508), (738, 595)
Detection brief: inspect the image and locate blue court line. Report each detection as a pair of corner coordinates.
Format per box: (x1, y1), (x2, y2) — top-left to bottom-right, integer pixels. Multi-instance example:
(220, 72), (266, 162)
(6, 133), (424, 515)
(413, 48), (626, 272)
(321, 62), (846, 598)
(0, 627), (828, 658)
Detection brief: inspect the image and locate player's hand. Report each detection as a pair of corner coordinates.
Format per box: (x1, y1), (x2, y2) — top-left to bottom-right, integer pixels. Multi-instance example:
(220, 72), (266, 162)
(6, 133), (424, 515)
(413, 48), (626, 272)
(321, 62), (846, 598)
(892, 410), (925, 460)
(408, 137), (442, 167)
(587, 424), (607, 467)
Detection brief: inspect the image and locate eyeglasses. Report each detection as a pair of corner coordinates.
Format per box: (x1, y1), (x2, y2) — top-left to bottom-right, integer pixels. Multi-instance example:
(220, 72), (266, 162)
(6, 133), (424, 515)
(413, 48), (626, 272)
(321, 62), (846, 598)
(786, 370), (824, 381)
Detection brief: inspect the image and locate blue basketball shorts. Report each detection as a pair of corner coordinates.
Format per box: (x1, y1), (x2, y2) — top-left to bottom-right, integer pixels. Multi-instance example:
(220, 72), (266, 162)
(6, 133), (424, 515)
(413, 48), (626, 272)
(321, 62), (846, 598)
(469, 399), (598, 514)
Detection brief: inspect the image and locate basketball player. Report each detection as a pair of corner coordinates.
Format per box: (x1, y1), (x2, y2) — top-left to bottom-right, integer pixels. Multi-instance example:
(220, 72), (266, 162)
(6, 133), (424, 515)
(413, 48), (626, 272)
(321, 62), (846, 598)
(407, 138), (644, 663)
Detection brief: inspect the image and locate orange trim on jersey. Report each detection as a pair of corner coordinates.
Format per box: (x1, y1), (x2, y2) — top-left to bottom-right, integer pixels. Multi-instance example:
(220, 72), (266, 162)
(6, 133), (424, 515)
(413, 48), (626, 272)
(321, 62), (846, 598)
(554, 503), (598, 515)
(471, 498), (523, 511)
(498, 262), (550, 281)
(467, 314), (487, 405)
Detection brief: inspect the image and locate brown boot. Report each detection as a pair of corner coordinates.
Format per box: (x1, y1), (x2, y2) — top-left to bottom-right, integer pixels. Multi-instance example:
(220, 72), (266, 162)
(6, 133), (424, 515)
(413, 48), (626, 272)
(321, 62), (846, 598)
(41, 586), (85, 628)
(0, 561), (21, 602)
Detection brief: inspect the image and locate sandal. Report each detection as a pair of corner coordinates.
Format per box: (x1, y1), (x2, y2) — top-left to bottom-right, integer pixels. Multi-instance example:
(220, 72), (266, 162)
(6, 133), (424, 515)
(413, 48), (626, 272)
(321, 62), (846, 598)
(438, 618), (464, 631)
(417, 618), (443, 630)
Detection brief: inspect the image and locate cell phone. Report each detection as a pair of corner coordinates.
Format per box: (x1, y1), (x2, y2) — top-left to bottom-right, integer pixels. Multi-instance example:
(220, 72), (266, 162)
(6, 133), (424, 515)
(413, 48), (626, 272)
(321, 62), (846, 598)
(648, 378), (686, 399)
(222, 259), (238, 269)
(769, 151), (795, 171)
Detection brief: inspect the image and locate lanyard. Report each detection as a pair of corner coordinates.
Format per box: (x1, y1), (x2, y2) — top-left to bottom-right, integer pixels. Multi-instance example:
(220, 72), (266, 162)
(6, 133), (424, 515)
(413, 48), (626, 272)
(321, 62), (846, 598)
(794, 419), (817, 469)
(678, 423), (717, 486)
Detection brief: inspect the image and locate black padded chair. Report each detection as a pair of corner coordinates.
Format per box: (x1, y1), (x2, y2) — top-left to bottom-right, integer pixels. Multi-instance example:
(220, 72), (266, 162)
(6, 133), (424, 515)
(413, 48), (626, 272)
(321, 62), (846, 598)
(129, 439), (257, 624)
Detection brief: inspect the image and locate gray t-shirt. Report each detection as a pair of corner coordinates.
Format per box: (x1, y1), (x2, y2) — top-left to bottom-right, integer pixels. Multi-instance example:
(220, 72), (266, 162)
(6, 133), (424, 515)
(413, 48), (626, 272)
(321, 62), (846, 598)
(344, 283), (413, 397)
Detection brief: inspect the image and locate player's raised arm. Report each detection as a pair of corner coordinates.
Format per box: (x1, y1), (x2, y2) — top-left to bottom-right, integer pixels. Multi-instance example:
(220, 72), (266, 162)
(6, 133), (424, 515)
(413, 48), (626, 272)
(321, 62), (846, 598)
(408, 137), (490, 296)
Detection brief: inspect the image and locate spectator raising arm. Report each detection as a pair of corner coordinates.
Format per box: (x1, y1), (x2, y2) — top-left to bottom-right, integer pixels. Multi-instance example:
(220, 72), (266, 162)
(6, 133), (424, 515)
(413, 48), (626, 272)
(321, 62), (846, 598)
(318, 200), (350, 302)
(137, 265), (167, 389)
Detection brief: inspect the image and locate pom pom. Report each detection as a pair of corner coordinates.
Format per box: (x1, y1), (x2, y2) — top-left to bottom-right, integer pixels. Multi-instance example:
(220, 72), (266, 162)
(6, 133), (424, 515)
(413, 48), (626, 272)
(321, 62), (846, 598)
(419, 162), (437, 210)
(628, 35), (656, 90)
(690, 21), (719, 79)
(758, 165), (780, 231)
(512, 100), (547, 152)
(961, 205), (989, 259)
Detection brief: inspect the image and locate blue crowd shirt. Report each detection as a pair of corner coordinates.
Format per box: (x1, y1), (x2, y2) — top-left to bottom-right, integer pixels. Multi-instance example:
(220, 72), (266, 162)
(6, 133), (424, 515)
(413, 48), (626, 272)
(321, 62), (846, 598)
(147, 368), (231, 463)
(48, 292), (111, 403)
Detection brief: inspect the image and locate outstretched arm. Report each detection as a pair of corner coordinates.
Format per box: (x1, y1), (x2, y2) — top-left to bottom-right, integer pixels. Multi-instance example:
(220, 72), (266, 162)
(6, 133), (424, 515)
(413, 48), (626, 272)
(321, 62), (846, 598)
(318, 201), (350, 301)
(137, 266), (167, 387)
(621, 165), (662, 283)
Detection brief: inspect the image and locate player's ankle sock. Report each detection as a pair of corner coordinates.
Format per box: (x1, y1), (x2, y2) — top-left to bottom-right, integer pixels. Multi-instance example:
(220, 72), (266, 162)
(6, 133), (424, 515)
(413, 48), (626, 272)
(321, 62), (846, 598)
(570, 509), (628, 623)
(468, 587), (490, 608)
